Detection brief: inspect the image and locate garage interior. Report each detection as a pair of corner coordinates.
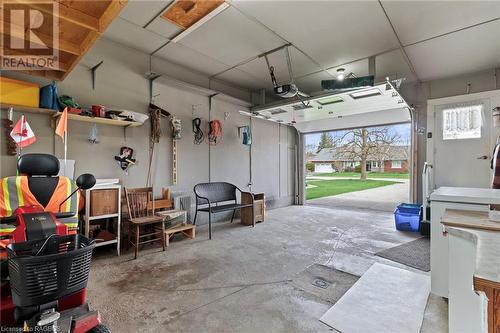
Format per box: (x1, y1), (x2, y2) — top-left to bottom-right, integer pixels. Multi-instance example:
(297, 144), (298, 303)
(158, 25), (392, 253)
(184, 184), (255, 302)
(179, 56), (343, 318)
(1, 1), (500, 332)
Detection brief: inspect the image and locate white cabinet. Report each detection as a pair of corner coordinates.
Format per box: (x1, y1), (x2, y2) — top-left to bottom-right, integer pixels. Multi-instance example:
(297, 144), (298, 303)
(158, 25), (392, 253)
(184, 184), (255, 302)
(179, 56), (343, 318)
(431, 200), (489, 297)
(448, 232), (487, 333)
(430, 187), (500, 297)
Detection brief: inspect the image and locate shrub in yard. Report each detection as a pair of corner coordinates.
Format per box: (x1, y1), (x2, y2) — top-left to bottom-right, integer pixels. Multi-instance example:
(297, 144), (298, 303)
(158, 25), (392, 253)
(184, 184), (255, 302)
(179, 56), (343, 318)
(333, 161), (344, 172)
(306, 162), (315, 172)
(354, 165), (362, 173)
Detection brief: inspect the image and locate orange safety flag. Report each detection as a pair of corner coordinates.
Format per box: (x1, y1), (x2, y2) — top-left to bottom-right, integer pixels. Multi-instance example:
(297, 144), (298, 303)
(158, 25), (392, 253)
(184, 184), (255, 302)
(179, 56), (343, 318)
(55, 107), (68, 141)
(10, 115), (36, 148)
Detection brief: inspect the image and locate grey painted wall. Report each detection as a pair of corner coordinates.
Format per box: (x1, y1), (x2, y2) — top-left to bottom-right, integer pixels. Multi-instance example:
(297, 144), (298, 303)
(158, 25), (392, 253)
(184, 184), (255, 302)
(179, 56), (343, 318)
(0, 38), (297, 223)
(400, 68), (500, 202)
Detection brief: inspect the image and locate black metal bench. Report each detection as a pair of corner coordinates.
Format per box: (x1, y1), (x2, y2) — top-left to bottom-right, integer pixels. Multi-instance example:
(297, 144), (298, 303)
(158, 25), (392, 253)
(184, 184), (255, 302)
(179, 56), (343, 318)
(193, 182), (254, 239)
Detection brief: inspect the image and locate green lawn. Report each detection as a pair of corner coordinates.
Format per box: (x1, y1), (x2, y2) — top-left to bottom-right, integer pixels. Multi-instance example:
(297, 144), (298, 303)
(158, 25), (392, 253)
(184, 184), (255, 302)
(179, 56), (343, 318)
(306, 179), (400, 200)
(313, 172), (409, 179)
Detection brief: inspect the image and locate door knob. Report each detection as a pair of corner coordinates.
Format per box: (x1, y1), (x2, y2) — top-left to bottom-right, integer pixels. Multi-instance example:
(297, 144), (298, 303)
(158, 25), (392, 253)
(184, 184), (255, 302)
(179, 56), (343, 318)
(477, 155), (489, 160)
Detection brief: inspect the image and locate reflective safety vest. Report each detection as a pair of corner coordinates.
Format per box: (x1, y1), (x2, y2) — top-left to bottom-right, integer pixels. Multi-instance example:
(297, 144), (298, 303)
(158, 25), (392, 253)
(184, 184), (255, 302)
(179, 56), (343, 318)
(0, 176), (81, 233)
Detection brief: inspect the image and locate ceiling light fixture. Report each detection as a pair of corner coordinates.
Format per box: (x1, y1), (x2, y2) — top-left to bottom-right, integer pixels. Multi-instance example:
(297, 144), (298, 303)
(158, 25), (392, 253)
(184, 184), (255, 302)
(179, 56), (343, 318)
(336, 68), (346, 81)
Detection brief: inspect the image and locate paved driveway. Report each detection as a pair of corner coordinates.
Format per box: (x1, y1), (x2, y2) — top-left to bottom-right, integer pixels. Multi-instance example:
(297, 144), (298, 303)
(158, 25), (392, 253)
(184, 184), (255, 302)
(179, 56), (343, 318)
(307, 180), (409, 212)
(307, 175), (408, 182)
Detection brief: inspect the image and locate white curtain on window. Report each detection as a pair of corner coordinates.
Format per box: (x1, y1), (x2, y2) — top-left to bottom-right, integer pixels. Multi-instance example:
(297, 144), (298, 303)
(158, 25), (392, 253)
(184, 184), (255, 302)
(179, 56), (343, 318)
(442, 102), (483, 140)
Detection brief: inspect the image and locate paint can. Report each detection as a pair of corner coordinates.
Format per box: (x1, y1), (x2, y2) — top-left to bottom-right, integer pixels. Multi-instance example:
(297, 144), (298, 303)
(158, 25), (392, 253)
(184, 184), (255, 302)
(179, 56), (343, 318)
(92, 105), (105, 117)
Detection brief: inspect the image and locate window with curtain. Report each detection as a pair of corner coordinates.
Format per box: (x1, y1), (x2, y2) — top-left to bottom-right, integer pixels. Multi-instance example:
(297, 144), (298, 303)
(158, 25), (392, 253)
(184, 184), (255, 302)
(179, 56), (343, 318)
(442, 103), (483, 140)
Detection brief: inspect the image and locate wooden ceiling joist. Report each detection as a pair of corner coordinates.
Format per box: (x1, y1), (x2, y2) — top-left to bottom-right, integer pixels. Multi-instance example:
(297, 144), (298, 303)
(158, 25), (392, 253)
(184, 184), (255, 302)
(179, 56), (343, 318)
(1, 0), (127, 80)
(61, 30), (99, 80)
(0, 20), (81, 56)
(23, 1), (100, 32)
(99, 0), (128, 32)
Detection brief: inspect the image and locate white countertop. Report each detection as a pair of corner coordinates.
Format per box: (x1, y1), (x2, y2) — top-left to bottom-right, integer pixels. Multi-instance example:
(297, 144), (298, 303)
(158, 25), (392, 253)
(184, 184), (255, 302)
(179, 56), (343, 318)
(445, 226), (500, 283)
(430, 187), (500, 205)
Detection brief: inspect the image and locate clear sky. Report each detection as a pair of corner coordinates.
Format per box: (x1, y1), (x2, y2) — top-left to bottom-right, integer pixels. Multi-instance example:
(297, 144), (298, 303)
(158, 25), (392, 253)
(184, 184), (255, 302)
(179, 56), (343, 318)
(305, 123), (411, 148)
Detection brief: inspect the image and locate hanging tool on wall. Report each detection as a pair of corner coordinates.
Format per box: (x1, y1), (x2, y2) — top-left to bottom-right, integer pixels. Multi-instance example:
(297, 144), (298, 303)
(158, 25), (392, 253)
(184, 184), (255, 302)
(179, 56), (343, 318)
(171, 116), (182, 140)
(208, 120), (222, 146)
(147, 103), (170, 185)
(170, 116), (182, 184)
(149, 103), (170, 143)
(238, 125), (252, 145)
(192, 118), (204, 145)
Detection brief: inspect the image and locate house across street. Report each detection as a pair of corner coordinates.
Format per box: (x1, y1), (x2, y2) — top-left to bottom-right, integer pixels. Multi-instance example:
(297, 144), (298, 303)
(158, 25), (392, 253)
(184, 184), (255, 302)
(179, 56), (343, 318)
(310, 145), (410, 173)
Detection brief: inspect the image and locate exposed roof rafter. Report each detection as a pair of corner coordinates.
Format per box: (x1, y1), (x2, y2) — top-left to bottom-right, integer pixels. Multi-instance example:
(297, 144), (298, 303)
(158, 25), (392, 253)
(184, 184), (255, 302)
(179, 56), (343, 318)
(0, 0), (127, 80)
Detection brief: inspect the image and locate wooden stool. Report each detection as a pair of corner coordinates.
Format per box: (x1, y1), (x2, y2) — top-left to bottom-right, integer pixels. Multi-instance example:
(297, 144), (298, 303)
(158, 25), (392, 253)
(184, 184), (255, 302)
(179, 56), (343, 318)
(163, 223), (195, 247)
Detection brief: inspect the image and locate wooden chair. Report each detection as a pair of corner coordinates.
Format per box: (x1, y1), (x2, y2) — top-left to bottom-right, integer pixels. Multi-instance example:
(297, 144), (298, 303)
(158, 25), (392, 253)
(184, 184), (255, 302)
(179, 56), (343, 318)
(124, 187), (165, 259)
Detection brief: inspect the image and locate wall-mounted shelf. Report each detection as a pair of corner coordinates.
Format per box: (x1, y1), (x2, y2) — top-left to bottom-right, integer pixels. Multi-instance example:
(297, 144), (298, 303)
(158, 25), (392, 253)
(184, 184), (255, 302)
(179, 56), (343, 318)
(1, 104), (57, 115)
(2, 103), (143, 127)
(52, 112), (142, 128)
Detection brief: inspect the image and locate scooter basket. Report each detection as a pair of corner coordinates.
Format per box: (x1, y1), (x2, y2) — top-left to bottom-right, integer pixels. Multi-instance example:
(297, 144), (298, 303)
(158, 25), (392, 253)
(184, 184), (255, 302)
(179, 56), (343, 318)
(7, 234), (95, 307)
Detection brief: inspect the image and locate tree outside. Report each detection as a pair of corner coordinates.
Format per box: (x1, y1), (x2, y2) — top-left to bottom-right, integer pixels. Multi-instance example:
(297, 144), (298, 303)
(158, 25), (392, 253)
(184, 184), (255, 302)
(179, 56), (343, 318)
(316, 132), (336, 153)
(304, 124), (410, 200)
(306, 124), (409, 179)
(339, 127), (401, 179)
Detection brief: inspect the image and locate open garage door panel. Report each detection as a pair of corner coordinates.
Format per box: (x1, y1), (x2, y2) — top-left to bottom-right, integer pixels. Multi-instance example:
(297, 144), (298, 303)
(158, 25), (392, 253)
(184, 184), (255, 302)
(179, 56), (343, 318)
(247, 81), (411, 133)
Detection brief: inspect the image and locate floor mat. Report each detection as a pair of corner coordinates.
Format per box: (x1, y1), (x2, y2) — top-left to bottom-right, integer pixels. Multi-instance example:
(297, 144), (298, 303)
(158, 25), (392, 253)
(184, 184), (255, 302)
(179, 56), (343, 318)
(376, 237), (430, 271)
(291, 264), (359, 303)
(320, 263), (430, 333)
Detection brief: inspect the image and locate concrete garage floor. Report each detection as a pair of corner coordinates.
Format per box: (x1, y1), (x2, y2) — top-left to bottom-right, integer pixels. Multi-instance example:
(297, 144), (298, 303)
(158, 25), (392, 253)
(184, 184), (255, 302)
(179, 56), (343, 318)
(87, 204), (447, 333)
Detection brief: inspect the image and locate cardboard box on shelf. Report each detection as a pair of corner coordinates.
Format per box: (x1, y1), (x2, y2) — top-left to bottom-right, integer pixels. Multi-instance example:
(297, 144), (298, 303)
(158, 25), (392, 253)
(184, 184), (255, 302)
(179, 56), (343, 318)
(90, 189), (119, 216)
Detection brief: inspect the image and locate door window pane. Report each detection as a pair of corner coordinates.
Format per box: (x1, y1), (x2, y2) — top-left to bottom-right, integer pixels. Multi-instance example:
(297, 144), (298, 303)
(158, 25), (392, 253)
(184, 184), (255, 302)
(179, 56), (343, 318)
(442, 104), (482, 140)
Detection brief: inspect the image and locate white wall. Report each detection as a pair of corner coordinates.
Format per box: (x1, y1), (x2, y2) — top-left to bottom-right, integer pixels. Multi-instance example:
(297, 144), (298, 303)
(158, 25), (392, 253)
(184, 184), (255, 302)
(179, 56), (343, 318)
(400, 68), (500, 201)
(0, 38), (297, 221)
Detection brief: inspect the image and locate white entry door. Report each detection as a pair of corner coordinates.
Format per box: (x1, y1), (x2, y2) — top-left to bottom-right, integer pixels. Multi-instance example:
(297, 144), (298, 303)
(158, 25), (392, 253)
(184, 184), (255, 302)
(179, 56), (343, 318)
(433, 98), (491, 188)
